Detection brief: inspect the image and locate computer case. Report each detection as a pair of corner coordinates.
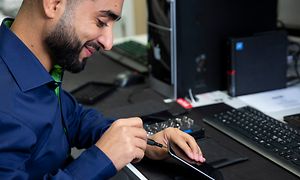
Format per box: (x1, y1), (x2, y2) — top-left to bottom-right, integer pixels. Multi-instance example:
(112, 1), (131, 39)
(228, 31), (288, 97)
(147, 0), (278, 99)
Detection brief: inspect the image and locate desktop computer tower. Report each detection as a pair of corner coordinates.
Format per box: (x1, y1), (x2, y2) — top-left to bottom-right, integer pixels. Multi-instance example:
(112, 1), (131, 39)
(147, 0), (278, 99)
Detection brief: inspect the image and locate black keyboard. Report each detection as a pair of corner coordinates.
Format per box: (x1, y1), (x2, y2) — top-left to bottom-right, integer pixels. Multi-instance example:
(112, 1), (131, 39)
(102, 40), (148, 74)
(202, 104), (300, 177)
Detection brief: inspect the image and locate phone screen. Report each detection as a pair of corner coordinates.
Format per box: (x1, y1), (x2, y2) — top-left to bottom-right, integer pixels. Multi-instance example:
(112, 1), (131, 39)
(168, 144), (215, 180)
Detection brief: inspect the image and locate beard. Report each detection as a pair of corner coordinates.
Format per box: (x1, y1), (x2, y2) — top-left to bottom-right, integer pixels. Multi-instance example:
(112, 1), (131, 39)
(45, 18), (87, 73)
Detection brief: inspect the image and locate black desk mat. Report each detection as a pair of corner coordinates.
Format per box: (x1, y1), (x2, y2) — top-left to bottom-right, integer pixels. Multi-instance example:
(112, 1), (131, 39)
(133, 136), (248, 180)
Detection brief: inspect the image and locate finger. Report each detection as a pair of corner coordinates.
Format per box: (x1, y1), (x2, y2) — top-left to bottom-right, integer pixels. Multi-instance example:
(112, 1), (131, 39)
(181, 133), (206, 163)
(198, 146), (206, 162)
(124, 127), (147, 148)
(134, 137), (147, 151)
(117, 117), (143, 128)
(169, 134), (194, 160)
(184, 134), (200, 154)
(132, 148), (145, 163)
(168, 129), (203, 162)
(187, 140), (205, 163)
(131, 127), (147, 141)
(186, 136), (203, 156)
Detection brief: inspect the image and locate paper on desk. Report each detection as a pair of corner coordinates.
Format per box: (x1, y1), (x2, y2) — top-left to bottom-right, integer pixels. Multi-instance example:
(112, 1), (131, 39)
(238, 85), (300, 113)
(190, 91), (231, 107)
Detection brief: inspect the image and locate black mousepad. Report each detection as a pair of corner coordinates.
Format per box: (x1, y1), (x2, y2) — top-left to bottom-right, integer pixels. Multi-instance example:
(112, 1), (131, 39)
(198, 138), (248, 169)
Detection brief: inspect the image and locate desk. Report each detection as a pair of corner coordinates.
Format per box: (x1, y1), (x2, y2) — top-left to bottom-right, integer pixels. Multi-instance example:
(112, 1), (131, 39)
(62, 53), (299, 180)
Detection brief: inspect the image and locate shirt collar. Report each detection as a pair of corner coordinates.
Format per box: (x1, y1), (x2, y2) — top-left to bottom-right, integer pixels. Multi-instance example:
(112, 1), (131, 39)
(0, 18), (53, 92)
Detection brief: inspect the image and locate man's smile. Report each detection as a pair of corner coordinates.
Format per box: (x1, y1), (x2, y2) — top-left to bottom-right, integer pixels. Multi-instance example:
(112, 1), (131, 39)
(84, 45), (95, 57)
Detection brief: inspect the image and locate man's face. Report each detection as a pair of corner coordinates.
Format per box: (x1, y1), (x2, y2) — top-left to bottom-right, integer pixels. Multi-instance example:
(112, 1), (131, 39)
(45, 0), (123, 73)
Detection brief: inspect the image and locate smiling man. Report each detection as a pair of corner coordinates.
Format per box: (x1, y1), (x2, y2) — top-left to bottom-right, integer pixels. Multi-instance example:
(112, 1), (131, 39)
(0, 0), (205, 179)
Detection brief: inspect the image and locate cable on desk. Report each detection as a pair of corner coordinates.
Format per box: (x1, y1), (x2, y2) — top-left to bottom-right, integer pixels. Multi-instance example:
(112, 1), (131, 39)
(187, 88), (199, 104)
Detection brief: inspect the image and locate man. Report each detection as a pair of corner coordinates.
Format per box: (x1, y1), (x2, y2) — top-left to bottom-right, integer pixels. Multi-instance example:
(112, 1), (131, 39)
(0, 0), (205, 179)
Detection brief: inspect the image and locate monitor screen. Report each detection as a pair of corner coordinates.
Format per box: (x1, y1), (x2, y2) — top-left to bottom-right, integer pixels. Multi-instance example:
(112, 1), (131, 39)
(147, 0), (172, 85)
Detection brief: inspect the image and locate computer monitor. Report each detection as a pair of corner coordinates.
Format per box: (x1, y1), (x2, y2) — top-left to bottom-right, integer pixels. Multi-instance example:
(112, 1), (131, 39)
(278, 0), (300, 36)
(147, 0), (278, 99)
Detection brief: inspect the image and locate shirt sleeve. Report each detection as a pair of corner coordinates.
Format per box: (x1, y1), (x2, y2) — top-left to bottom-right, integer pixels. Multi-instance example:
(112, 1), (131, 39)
(58, 90), (118, 178)
(0, 112), (116, 179)
(63, 145), (117, 179)
(60, 90), (116, 149)
(43, 145), (116, 180)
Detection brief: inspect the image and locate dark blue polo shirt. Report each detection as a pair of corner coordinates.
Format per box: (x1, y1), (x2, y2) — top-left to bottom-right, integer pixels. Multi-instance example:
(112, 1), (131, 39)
(0, 18), (117, 179)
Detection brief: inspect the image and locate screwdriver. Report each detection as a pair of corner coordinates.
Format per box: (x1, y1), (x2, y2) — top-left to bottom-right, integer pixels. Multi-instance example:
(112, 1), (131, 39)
(147, 138), (167, 148)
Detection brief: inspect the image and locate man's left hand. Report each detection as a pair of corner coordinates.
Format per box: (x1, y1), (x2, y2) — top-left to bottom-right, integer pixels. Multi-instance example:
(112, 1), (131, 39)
(144, 127), (206, 163)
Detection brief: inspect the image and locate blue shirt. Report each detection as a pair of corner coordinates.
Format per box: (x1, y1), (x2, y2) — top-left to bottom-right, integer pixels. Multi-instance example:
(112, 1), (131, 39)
(0, 18), (117, 179)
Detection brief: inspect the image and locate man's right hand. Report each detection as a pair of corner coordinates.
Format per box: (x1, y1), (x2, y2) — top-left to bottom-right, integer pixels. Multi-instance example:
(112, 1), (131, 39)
(95, 117), (147, 170)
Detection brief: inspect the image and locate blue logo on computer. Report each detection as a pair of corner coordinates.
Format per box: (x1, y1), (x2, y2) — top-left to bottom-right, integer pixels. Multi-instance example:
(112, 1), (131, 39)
(235, 42), (244, 51)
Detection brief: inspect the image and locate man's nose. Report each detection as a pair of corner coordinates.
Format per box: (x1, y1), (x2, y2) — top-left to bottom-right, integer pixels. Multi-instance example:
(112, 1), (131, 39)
(97, 28), (113, 51)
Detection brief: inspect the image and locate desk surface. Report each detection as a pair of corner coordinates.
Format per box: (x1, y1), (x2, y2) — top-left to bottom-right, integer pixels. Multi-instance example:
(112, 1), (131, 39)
(63, 53), (299, 180)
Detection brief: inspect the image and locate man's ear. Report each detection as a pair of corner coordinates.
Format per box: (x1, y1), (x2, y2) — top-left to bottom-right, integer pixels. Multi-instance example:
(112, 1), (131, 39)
(43, 0), (64, 18)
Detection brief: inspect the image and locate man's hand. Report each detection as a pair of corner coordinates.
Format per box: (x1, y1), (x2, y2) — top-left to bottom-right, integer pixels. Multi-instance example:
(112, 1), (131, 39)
(145, 127), (205, 163)
(95, 118), (147, 171)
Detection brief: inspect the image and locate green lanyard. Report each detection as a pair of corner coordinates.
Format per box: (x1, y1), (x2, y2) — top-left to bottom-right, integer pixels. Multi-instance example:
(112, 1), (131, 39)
(50, 65), (62, 97)
(4, 20), (13, 28)
(50, 65), (71, 154)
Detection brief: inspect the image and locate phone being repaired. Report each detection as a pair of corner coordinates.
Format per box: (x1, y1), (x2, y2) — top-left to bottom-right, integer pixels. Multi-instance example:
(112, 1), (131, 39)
(168, 143), (221, 180)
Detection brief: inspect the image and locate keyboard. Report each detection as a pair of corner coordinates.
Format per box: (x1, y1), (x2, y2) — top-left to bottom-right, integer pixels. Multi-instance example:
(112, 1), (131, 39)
(201, 103), (300, 177)
(102, 40), (148, 74)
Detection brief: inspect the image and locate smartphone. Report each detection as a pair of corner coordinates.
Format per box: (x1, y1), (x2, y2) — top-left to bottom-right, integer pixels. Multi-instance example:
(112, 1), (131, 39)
(70, 82), (116, 105)
(168, 144), (216, 180)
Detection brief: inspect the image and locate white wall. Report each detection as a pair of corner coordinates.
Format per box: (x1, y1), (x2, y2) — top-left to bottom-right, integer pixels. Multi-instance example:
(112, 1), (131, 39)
(0, 0), (22, 18)
(0, 0), (136, 40)
(113, 0), (136, 39)
(278, 0), (300, 28)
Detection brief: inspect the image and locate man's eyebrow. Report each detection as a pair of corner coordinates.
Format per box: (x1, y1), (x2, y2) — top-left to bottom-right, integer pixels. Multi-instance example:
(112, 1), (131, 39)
(99, 10), (121, 21)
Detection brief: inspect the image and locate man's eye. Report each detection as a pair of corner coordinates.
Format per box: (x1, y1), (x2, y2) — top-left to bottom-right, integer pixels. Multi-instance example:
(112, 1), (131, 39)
(97, 19), (108, 28)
